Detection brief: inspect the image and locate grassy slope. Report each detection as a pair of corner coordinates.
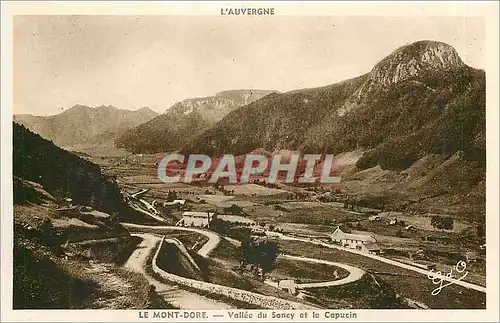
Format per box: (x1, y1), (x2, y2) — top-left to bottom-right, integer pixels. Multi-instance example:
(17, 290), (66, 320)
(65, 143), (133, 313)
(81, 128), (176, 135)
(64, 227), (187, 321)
(12, 124), (172, 309)
(13, 231), (170, 309)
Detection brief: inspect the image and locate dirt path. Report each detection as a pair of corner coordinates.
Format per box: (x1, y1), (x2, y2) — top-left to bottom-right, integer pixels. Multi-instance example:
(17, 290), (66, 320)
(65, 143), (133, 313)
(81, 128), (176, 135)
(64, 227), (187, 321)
(124, 233), (235, 309)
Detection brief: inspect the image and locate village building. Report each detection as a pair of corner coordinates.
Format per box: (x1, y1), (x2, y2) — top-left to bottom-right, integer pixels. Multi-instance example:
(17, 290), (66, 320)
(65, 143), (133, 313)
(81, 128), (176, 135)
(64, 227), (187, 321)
(164, 199), (186, 207)
(175, 211), (215, 228)
(330, 226), (379, 253)
(278, 279), (296, 295)
(364, 243), (382, 254)
(465, 250), (480, 263)
(250, 226), (267, 235)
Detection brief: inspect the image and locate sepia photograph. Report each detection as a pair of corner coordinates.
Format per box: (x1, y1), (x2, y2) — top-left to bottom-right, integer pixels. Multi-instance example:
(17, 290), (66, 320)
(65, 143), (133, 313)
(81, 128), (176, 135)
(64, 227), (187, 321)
(1, 2), (499, 322)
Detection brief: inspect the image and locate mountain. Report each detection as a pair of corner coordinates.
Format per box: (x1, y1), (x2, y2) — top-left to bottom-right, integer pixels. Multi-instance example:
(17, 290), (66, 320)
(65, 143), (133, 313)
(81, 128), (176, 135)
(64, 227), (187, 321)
(114, 89), (277, 153)
(14, 105), (158, 154)
(185, 41), (484, 162)
(181, 41), (485, 219)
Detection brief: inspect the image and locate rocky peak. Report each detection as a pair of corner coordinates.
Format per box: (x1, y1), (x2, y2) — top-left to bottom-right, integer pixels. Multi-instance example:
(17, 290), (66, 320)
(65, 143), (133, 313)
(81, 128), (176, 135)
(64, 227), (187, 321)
(369, 41), (464, 85)
(165, 90), (276, 121)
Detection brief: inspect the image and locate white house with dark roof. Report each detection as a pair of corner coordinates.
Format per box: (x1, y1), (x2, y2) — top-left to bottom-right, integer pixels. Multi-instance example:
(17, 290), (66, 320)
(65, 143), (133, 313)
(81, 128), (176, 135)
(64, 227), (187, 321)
(330, 226), (380, 254)
(164, 199), (186, 207)
(176, 211), (215, 228)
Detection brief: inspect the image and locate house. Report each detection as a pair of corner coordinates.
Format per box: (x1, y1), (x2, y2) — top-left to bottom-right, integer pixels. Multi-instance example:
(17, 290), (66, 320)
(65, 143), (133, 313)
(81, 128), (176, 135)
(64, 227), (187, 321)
(369, 215), (381, 221)
(175, 211), (215, 228)
(265, 230), (282, 239)
(421, 235), (451, 243)
(405, 225), (414, 230)
(365, 243), (382, 255)
(389, 218), (398, 225)
(278, 279), (296, 295)
(164, 199), (187, 207)
(465, 251), (480, 263)
(330, 226), (377, 252)
(63, 197), (73, 207)
(414, 249), (426, 258)
(250, 226), (266, 235)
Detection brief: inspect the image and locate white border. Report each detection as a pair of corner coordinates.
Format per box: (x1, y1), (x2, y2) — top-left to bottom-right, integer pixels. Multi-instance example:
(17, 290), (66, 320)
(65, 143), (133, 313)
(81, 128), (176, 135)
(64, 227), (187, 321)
(1, 1), (499, 322)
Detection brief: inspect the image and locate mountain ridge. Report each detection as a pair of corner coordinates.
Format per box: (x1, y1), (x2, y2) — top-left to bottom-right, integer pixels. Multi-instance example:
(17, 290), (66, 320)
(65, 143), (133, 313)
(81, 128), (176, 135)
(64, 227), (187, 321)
(115, 89), (277, 153)
(13, 104), (159, 151)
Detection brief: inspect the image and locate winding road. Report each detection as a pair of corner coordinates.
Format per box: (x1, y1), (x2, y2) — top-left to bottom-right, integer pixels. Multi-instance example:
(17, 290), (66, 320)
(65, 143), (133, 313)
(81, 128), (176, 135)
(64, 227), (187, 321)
(124, 232), (235, 309)
(123, 223), (365, 289)
(279, 254), (365, 289)
(280, 235), (486, 293)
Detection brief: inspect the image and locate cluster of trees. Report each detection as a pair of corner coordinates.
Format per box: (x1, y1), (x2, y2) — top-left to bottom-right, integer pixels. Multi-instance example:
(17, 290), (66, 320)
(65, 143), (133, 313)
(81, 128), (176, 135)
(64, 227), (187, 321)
(252, 179), (279, 189)
(223, 204), (243, 215)
(165, 191), (178, 202)
(239, 239), (279, 275)
(431, 215), (454, 231)
(213, 181), (235, 195)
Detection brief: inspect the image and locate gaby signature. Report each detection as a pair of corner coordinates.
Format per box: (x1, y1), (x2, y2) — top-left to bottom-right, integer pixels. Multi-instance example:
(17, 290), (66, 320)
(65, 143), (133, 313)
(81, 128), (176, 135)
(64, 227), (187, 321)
(427, 260), (468, 295)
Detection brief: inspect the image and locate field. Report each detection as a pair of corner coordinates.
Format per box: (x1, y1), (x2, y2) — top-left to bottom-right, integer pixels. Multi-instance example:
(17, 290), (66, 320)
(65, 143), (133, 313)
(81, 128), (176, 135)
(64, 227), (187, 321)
(14, 215), (171, 309)
(271, 258), (350, 283)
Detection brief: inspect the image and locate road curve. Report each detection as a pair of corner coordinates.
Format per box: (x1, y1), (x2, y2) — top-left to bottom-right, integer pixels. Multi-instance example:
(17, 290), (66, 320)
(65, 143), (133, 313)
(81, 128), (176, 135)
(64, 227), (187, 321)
(125, 233), (235, 309)
(279, 254), (365, 289)
(122, 223), (220, 257)
(280, 235), (486, 293)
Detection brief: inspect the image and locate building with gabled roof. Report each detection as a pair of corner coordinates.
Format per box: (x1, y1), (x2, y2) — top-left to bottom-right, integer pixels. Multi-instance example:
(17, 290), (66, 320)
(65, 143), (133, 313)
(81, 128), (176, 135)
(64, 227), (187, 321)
(330, 226), (378, 253)
(175, 211), (215, 228)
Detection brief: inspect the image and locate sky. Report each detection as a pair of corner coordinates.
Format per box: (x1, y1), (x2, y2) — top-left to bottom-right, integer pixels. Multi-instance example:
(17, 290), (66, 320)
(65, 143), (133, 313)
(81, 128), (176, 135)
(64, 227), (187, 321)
(14, 16), (485, 116)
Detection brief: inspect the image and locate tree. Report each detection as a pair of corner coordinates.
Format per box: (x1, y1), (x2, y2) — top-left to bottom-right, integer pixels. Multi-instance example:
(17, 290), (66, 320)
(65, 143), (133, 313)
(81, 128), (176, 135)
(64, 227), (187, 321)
(166, 191), (177, 202)
(431, 215), (441, 229)
(441, 217), (454, 231)
(107, 212), (121, 230)
(224, 204), (243, 215)
(431, 215), (454, 231)
(258, 240), (279, 273)
(476, 222), (485, 238)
